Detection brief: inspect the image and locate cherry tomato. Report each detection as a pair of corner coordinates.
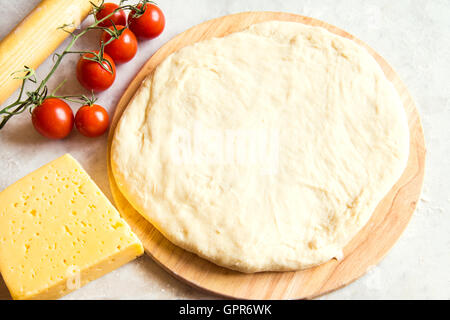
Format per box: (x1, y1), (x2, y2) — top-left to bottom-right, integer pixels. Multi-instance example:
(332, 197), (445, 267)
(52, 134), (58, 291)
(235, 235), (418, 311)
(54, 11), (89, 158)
(127, 3), (165, 39)
(32, 98), (74, 139)
(101, 25), (138, 64)
(75, 104), (109, 138)
(76, 51), (116, 92)
(95, 2), (126, 28)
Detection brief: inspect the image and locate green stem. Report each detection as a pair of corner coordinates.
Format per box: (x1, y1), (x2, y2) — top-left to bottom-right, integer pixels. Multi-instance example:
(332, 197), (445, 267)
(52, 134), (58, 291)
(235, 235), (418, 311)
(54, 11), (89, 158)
(0, 101), (31, 129)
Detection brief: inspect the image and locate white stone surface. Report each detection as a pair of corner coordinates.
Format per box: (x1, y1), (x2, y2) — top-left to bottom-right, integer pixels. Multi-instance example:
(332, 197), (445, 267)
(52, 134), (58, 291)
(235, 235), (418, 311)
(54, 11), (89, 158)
(0, 0), (448, 300)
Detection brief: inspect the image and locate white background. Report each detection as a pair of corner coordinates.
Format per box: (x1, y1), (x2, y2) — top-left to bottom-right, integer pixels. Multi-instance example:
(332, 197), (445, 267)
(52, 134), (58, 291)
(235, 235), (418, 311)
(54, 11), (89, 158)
(0, 0), (448, 299)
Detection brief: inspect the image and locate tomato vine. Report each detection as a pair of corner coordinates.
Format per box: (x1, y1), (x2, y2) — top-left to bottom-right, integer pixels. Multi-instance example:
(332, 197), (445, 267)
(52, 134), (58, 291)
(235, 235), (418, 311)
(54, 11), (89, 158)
(0, 0), (151, 130)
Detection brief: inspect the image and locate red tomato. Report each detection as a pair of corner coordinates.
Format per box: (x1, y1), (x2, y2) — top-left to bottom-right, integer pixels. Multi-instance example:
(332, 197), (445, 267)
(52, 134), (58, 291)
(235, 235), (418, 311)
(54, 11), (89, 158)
(95, 2), (126, 27)
(75, 104), (109, 138)
(101, 25), (138, 64)
(32, 98), (74, 139)
(76, 51), (116, 92)
(127, 3), (165, 39)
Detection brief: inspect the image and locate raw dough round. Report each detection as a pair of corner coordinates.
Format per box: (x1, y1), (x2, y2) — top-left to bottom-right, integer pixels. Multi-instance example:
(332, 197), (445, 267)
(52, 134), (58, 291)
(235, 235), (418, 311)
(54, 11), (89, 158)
(111, 21), (409, 272)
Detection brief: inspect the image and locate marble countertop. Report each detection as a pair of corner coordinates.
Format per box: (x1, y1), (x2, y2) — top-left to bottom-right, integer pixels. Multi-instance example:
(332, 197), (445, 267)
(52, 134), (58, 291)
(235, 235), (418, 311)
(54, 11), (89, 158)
(0, 0), (448, 300)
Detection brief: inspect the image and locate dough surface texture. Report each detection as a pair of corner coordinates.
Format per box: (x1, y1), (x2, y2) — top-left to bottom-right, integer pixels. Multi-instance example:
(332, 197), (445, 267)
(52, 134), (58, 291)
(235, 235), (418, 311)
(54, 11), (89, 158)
(111, 21), (409, 272)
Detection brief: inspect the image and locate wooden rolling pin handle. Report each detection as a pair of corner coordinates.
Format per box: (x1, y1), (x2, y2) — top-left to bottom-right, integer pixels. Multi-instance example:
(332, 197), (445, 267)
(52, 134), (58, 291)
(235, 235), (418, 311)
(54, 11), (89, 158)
(0, 0), (101, 106)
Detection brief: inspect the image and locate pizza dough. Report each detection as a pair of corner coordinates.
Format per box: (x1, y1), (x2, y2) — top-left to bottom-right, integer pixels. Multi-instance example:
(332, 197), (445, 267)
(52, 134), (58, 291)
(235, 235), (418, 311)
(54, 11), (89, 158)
(111, 21), (409, 272)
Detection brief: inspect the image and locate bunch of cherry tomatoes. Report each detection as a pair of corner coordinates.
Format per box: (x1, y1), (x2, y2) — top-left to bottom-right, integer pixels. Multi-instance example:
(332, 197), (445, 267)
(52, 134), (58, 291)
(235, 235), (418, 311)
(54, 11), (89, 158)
(32, 2), (165, 139)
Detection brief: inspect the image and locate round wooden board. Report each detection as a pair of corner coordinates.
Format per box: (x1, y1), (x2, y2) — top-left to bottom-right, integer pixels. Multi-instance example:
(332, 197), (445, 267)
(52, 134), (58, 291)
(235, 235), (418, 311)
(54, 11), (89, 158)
(106, 12), (426, 299)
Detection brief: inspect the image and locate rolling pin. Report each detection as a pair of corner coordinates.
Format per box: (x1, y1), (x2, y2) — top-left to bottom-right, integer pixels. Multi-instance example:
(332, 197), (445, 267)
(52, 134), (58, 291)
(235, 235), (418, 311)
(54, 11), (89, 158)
(0, 0), (102, 106)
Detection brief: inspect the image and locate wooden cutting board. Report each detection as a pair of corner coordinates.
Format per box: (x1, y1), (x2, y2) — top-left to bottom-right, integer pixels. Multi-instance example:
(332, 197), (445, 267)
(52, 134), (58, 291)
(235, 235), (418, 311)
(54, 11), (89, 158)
(106, 12), (426, 299)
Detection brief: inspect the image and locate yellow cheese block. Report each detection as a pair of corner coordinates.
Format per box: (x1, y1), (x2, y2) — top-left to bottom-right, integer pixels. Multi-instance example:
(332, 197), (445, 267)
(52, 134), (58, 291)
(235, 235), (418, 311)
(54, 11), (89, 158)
(0, 154), (144, 300)
(0, 0), (101, 105)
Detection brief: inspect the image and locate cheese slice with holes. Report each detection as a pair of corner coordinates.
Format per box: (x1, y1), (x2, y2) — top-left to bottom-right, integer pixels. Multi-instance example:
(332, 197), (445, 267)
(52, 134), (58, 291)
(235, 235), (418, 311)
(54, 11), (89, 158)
(0, 154), (143, 300)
